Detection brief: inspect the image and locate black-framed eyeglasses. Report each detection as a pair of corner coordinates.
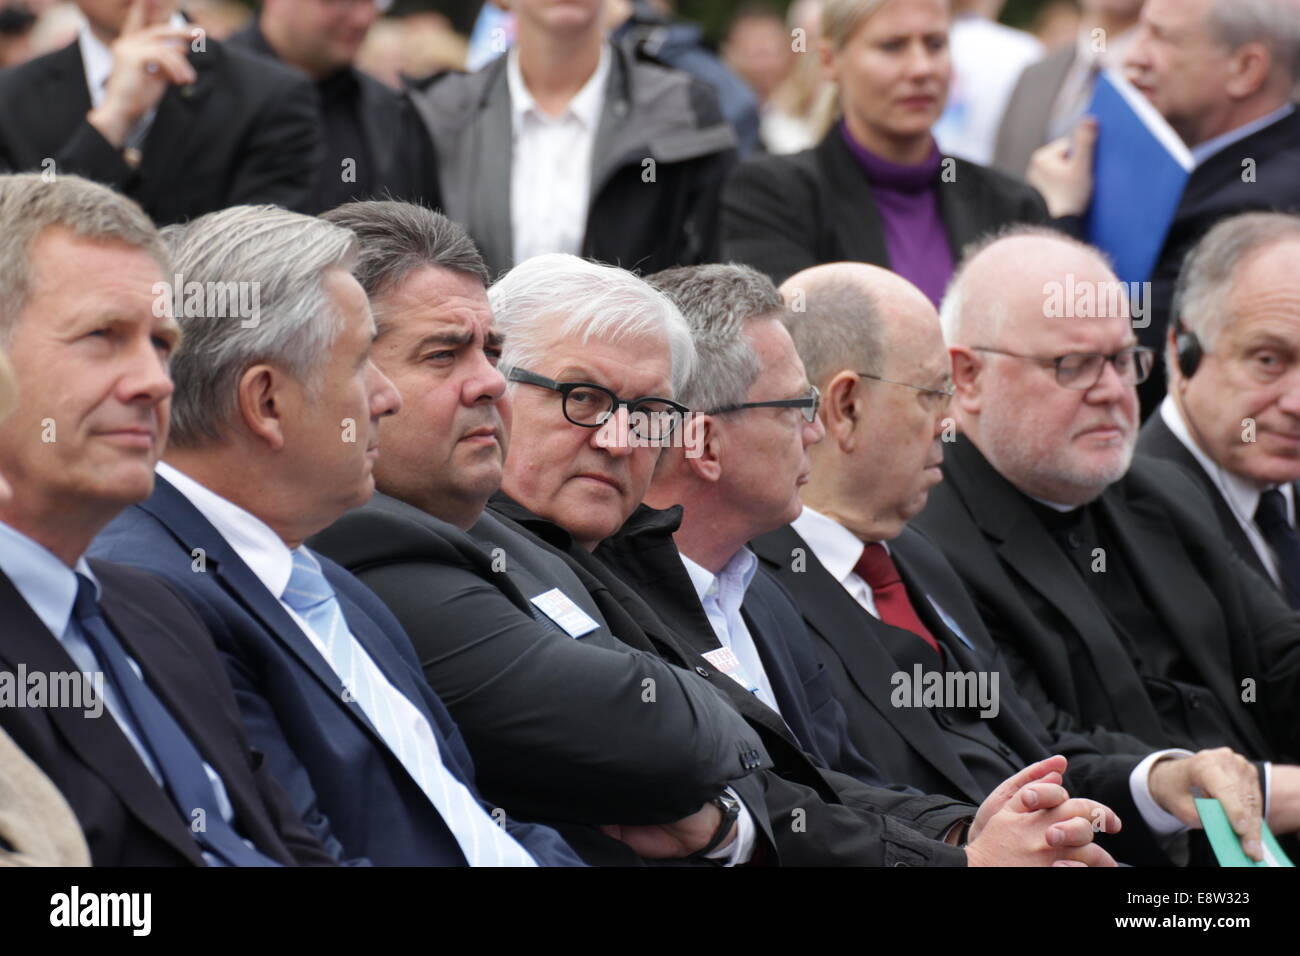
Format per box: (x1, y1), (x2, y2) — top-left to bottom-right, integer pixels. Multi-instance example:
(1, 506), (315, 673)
(705, 384), (821, 424)
(507, 366), (689, 443)
(858, 372), (955, 410)
(971, 346), (1155, 390)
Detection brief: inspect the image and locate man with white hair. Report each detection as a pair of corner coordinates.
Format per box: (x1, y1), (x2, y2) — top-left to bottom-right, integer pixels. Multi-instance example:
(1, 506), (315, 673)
(1139, 212), (1300, 608)
(92, 204), (581, 866)
(1030, 0), (1300, 415)
(486, 252), (1127, 866)
(914, 227), (1300, 839)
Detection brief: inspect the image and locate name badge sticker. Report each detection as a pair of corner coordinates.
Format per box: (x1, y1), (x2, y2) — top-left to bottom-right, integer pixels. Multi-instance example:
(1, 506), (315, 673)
(530, 588), (600, 638)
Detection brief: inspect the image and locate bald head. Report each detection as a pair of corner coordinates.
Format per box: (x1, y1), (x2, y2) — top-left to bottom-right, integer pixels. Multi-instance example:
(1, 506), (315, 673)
(945, 231), (1142, 506)
(781, 262), (942, 390)
(783, 263), (953, 543)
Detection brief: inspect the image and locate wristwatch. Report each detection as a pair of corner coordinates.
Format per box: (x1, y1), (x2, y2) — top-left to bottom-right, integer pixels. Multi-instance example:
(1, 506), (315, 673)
(686, 790), (742, 860)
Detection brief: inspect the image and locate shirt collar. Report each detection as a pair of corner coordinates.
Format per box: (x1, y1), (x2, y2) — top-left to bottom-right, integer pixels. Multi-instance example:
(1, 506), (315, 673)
(0, 519), (98, 639)
(156, 460), (296, 600)
(1190, 103), (1295, 167)
(680, 547), (758, 612)
(790, 505), (882, 585)
(507, 43), (609, 129)
(80, 13), (191, 107)
(1158, 394), (1293, 522)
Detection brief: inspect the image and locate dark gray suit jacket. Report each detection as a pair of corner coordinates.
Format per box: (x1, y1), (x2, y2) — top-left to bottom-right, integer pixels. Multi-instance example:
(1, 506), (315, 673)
(308, 493), (769, 862)
(992, 44), (1076, 178)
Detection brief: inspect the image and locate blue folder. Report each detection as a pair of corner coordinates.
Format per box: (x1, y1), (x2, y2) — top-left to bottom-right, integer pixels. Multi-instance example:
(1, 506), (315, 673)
(1083, 70), (1194, 286)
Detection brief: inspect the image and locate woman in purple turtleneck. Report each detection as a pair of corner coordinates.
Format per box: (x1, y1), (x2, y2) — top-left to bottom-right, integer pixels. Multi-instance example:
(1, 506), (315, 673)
(720, 0), (1050, 305)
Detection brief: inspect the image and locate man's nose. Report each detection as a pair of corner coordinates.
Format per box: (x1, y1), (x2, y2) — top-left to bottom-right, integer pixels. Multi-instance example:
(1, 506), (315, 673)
(592, 405), (635, 457)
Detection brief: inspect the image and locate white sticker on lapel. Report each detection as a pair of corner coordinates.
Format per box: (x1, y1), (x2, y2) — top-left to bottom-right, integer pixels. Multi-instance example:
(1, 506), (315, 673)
(530, 588), (599, 638)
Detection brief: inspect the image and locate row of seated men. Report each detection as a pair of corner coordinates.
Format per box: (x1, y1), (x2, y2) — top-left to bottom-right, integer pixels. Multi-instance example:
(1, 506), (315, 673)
(1, 170), (1298, 866)
(2, 0), (1298, 429)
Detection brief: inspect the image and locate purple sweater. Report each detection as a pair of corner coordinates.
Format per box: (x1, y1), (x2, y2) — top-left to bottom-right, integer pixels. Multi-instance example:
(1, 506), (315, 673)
(840, 121), (955, 306)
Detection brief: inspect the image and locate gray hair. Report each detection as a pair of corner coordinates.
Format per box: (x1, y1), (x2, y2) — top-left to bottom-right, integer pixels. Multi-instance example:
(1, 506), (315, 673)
(939, 224), (1112, 345)
(320, 200), (490, 336)
(1174, 211), (1300, 351)
(0, 173), (167, 344)
(646, 263), (784, 411)
(490, 254), (697, 398)
(782, 275), (885, 388)
(1208, 0), (1300, 90)
(166, 205), (359, 448)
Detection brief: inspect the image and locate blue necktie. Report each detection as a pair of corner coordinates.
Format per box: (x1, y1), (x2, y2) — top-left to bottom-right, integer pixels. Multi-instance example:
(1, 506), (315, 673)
(72, 574), (280, 867)
(1254, 490), (1300, 609)
(282, 549), (537, 867)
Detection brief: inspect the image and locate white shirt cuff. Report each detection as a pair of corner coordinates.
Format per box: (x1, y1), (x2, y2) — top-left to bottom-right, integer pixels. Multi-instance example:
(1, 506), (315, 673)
(1131, 749), (1195, 838)
(705, 788), (756, 866)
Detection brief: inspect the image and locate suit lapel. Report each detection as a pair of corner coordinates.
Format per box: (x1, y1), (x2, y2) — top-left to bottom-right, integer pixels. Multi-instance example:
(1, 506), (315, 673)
(753, 527), (985, 802)
(1099, 486), (1269, 754)
(41, 43), (94, 150)
(0, 570), (203, 863)
(936, 160), (985, 257)
(358, 75), (398, 188)
(137, 477), (381, 740)
(136, 42), (220, 188)
(462, 60), (514, 275)
(816, 130), (891, 267)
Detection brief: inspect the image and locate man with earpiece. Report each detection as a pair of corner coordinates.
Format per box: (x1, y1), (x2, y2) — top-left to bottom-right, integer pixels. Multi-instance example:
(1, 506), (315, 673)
(1139, 212), (1300, 610)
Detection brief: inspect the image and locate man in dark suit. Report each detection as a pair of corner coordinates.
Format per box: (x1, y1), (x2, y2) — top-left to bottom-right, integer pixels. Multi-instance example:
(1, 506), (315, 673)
(914, 227), (1300, 836)
(304, 200), (772, 866)
(226, 0), (440, 213)
(90, 204), (580, 866)
(0, 0), (320, 224)
(758, 258), (1273, 863)
(1026, 0), (1300, 416)
(1138, 212), (1300, 607)
(0, 173), (335, 866)
(408, 0), (735, 278)
(485, 251), (1126, 866)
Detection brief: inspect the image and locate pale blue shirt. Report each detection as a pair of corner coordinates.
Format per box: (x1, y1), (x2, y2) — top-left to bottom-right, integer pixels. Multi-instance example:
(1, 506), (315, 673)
(1191, 104), (1295, 167)
(0, 518), (239, 853)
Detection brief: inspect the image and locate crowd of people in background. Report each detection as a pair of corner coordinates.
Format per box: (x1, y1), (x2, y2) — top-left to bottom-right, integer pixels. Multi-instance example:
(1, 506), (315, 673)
(1, 0), (1299, 868)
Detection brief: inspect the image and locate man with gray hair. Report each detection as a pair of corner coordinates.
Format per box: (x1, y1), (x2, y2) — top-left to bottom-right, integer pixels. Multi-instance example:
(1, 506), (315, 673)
(307, 203), (773, 866)
(0, 173), (336, 866)
(915, 227), (1300, 846)
(1030, 0), (1300, 415)
(1139, 212), (1300, 608)
(491, 255), (1128, 866)
(91, 203), (581, 866)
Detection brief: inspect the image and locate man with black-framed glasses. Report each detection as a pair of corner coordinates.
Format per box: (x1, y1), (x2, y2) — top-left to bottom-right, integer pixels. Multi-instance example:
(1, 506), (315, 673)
(915, 228), (1300, 846)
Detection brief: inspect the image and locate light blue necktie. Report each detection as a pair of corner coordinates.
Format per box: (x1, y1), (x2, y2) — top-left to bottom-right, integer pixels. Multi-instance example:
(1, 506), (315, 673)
(282, 549), (536, 867)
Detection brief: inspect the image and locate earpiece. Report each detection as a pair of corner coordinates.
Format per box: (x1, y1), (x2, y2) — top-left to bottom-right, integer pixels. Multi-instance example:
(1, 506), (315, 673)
(1174, 317), (1203, 380)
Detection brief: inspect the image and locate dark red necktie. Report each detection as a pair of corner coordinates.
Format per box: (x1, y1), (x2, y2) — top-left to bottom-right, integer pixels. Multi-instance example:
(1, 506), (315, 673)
(854, 543), (943, 657)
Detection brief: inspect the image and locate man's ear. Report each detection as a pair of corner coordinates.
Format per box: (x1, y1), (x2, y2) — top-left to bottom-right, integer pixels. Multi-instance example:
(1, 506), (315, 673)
(1225, 41), (1273, 100)
(949, 346), (983, 416)
(823, 370), (863, 451)
(683, 414), (724, 484)
(237, 364), (289, 452)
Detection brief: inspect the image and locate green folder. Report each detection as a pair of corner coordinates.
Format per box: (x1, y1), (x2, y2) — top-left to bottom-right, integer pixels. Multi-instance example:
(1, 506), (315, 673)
(1195, 797), (1294, 867)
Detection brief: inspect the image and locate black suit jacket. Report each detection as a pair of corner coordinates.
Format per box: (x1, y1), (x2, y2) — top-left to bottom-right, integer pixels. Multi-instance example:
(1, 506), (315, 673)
(0, 559), (334, 866)
(594, 503), (891, 788)
(0, 36), (320, 223)
(307, 492), (768, 861)
(488, 495), (974, 867)
(226, 23), (441, 213)
(720, 126), (1050, 285)
(1137, 409), (1281, 585)
(915, 435), (1300, 763)
(754, 522), (1176, 865)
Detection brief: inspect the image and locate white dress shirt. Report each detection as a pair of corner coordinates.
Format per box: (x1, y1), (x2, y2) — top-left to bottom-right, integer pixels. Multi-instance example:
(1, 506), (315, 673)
(157, 462), (537, 866)
(791, 506), (1193, 840)
(78, 13), (189, 151)
(507, 45), (608, 266)
(1159, 395), (1294, 585)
